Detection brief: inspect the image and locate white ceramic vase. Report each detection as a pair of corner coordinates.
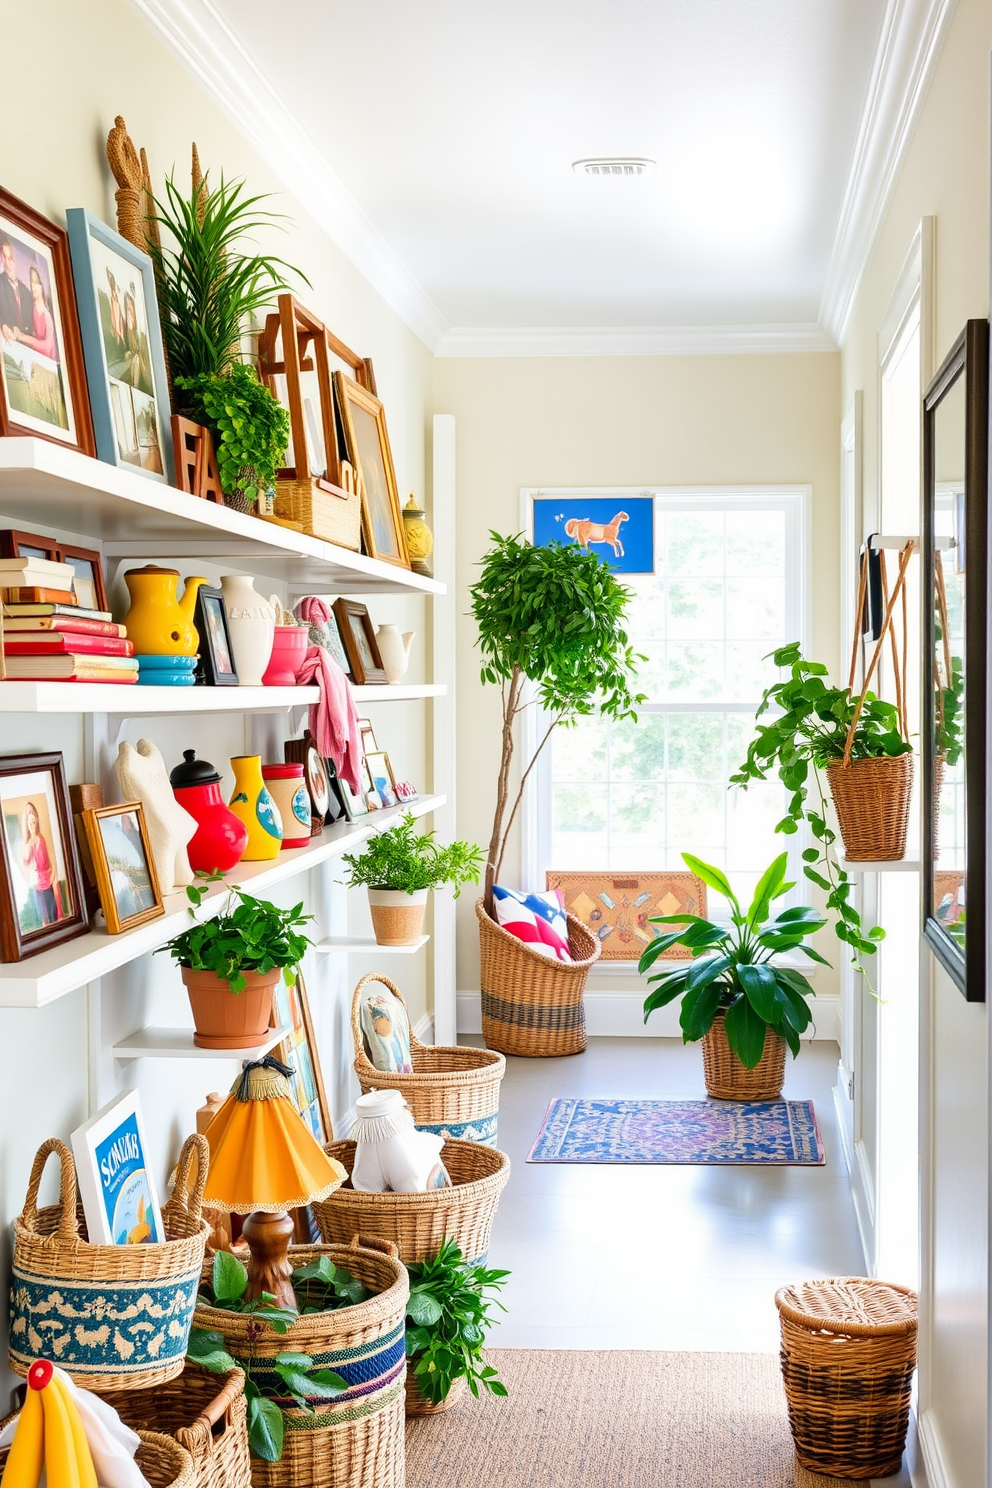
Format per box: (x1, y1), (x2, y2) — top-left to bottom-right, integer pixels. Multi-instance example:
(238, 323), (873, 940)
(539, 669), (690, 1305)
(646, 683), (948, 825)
(351, 1090), (449, 1193)
(375, 623), (415, 684)
(220, 574), (275, 686)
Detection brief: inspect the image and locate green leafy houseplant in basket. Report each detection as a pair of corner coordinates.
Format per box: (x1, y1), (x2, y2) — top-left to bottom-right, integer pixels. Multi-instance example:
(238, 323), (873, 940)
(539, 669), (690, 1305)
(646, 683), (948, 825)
(176, 363), (290, 513)
(640, 851), (826, 1099)
(405, 1239), (509, 1413)
(342, 813), (483, 946)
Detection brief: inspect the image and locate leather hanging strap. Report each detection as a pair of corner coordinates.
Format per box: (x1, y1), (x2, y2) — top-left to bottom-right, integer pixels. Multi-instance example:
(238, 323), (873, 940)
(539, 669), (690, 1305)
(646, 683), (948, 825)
(842, 539), (915, 768)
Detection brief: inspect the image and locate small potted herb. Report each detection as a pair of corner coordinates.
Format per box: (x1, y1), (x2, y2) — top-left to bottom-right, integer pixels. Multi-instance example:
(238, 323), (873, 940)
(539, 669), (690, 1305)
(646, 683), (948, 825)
(160, 880), (312, 1049)
(404, 1239), (509, 1415)
(341, 814), (483, 946)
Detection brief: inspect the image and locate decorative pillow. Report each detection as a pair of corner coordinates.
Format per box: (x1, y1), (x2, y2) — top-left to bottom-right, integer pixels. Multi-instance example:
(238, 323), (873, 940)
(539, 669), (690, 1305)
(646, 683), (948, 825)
(492, 885), (573, 963)
(359, 986), (413, 1073)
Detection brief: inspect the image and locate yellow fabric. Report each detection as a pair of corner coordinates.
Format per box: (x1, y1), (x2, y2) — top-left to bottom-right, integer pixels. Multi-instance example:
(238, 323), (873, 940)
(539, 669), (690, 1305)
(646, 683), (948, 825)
(203, 1092), (346, 1215)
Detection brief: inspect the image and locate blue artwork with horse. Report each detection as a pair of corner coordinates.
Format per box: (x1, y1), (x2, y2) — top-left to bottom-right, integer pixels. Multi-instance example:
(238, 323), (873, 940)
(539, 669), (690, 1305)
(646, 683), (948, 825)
(532, 495), (655, 574)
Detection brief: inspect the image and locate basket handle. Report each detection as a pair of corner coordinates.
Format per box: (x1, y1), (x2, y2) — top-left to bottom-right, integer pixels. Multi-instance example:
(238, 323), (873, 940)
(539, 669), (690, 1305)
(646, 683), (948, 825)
(349, 1232), (399, 1260)
(177, 1368), (246, 1454)
(841, 540), (915, 768)
(163, 1134), (209, 1223)
(351, 972), (424, 1057)
(21, 1139), (79, 1238)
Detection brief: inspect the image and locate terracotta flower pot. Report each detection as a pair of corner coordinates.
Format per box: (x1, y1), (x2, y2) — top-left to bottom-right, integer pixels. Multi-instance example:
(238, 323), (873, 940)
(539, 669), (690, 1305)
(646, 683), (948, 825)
(368, 888), (428, 946)
(700, 1012), (786, 1100)
(181, 965), (280, 1050)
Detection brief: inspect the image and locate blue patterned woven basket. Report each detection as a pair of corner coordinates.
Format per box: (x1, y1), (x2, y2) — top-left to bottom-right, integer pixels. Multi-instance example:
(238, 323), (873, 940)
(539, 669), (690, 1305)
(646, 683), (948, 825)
(9, 1135), (209, 1391)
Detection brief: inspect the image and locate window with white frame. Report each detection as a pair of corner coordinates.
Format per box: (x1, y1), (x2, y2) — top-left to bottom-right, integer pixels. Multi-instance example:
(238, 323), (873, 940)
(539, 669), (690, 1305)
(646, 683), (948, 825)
(528, 488), (809, 913)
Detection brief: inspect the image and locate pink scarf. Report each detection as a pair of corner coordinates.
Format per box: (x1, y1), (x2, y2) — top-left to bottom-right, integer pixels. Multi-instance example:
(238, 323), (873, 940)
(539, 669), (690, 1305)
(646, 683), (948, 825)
(294, 597), (364, 795)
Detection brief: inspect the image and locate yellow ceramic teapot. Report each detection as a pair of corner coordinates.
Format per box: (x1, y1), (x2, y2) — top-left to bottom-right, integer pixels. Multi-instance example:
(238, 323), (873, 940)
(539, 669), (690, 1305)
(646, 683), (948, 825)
(122, 566), (207, 656)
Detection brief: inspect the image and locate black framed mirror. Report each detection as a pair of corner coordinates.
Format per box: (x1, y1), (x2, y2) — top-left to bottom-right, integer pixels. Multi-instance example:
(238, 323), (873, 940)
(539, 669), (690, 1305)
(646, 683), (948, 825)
(922, 319), (989, 998)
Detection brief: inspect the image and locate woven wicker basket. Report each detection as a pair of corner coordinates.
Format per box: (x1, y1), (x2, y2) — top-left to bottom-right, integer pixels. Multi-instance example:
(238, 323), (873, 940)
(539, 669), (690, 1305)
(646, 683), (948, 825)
(98, 1364), (250, 1488)
(352, 973), (505, 1144)
(313, 1139), (510, 1264)
(776, 1276), (918, 1479)
(273, 478), (361, 550)
(477, 898), (600, 1057)
(701, 1014), (786, 1101)
(10, 1135), (210, 1390)
(194, 1236), (408, 1488)
(826, 752), (914, 862)
(0, 1425), (196, 1488)
(404, 1368), (468, 1417)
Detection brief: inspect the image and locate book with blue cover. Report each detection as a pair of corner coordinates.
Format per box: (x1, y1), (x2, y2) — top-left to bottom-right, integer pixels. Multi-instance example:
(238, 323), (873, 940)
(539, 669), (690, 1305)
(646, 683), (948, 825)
(71, 1090), (163, 1245)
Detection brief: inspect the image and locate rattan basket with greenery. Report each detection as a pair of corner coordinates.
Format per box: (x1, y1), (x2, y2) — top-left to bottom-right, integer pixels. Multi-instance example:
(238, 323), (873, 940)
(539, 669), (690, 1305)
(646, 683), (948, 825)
(701, 1014), (787, 1101)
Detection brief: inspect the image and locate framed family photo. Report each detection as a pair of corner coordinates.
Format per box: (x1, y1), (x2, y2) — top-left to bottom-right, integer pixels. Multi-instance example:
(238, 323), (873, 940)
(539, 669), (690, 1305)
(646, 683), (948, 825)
(0, 189), (93, 455)
(0, 751), (88, 961)
(66, 209), (172, 482)
(0, 530), (108, 611)
(193, 585), (239, 686)
(333, 371), (409, 569)
(82, 801), (163, 935)
(332, 597), (387, 685)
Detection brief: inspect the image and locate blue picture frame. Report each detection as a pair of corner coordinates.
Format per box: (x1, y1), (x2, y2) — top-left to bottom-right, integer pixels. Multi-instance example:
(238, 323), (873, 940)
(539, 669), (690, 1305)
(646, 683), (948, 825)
(531, 494), (655, 573)
(65, 208), (173, 483)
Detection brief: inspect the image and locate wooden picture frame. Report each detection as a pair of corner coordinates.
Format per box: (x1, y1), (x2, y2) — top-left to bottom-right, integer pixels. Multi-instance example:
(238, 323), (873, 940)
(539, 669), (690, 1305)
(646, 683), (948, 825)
(332, 372), (410, 569)
(82, 801), (163, 935)
(922, 319), (990, 1000)
(193, 585), (239, 686)
(285, 730), (331, 829)
(0, 531), (108, 612)
(0, 189), (94, 456)
(357, 717), (378, 756)
(258, 295), (341, 488)
(66, 209), (172, 483)
(365, 751), (398, 808)
(0, 750), (89, 961)
(332, 598), (387, 685)
(273, 971), (331, 1144)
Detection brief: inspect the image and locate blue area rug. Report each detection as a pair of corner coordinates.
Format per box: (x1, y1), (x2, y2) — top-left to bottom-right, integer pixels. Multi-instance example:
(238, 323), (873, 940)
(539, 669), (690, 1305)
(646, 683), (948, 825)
(528, 1098), (825, 1165)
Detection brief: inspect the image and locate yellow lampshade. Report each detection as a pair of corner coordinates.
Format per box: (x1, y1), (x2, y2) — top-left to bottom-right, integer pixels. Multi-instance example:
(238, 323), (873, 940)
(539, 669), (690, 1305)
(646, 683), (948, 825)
(202, 1058), (346, 1215)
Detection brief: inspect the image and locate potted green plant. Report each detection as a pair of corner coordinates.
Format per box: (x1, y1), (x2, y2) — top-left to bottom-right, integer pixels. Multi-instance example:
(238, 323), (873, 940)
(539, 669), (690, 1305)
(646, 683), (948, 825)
(404, 1239), (509, 1415)
(730, 641), (908, 968)
(160, 880), (313, 1049)
(341, 814), (483, 946)
(639, 851), (825, 1100)
(177, 363), (289, 513)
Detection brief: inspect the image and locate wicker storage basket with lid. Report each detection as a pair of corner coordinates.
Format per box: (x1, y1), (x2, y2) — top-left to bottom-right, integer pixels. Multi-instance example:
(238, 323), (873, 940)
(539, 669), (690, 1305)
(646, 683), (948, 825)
(0, 1422), (197, 1488)
(352, 972), (505, 1144)
(97, 1364), (251, 1488)
(313, 1138), (510, 1265)
(9, 1135), (210, 1390)
(775, 1276), (917, 1480)
(476, 898), (600, 1057)
(193, 1236), (408, 1488)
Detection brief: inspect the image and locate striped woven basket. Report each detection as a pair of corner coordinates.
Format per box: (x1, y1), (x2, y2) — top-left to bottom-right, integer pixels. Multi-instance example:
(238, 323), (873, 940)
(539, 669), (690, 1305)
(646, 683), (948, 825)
(0, 1425), (196, 1488)
(98, 1364), (251, 1488)
(193, 1237), (408, 1488)
(10, 1135), (210, 1391)
(352, 973), (505, 1144)
(477, 898), (600, 1057)
(313, 1139), (510, 1265)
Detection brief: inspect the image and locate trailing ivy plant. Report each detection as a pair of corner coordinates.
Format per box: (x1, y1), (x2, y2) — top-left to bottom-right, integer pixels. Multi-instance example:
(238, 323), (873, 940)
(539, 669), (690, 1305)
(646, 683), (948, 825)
(470, 532), (645, 909)
(405, 1239), (509, 1405)
(190, 1251), (367, 1461)
(158, 878), (313, 991)
(341, 813), (483, 895)
(729, 641), (908, 966)
(176, 364), (290, 506)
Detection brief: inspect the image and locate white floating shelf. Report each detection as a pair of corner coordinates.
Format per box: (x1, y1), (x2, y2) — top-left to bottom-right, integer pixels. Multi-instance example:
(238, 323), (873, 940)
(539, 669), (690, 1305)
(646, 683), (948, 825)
(0, 681), (446, 714)
(839, 856), (921, 873)
(351, 684), (446, 702)
(315, 935), (429, 955)
(0, 439), (444, 596)
(0, 794), (444, 1010)
(113, 1025), (291, 1063)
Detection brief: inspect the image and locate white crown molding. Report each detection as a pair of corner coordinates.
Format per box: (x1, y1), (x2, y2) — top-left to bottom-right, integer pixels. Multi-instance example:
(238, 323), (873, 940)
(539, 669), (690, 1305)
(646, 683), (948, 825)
(124, 0), (449, 351)
(819, 0), (958, 344)
(435, 323), (836, 358)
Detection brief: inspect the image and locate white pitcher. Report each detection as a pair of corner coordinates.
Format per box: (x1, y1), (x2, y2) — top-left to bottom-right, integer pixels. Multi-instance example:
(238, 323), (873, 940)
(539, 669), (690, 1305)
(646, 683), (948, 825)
(220, 574), (275, 686)
(375, 624), (415, 684)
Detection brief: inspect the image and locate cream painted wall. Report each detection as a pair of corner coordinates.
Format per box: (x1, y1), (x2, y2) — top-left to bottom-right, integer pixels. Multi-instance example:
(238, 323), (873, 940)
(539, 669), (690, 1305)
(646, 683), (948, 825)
(434, 351), (841, 997)
(838, 0), (992, 1483)
(0, 0), (436, 1408)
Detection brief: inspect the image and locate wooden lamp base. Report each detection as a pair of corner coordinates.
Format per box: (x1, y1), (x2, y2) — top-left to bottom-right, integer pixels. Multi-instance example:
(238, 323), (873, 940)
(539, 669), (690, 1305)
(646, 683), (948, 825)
(242, 1209), (297, 1309)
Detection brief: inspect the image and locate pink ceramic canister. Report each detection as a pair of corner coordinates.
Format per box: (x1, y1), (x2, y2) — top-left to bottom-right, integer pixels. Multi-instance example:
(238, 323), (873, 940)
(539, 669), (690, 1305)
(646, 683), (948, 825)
(261, 763), (311, 847)
(262, 625), (308, 686)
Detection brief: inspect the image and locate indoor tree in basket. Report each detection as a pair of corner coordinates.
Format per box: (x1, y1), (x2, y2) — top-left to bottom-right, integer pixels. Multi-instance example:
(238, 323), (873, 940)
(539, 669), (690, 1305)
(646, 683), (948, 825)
(342, 814), (483, 946)
(159, 879), (313, 1049)
(639, 851), (826, 1100)
(469, 532), (644, 912)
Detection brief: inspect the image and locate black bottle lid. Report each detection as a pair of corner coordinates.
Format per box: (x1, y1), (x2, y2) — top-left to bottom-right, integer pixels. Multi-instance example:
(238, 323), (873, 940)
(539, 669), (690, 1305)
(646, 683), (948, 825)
(170, 749), (221, 788)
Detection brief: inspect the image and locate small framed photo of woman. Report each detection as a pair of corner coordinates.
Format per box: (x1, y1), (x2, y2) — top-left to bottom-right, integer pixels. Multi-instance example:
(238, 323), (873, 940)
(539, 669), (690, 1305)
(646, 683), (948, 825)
(0, 752), (89, 961)
(66, 208), (173, 482)
(82, 801), (164, 935)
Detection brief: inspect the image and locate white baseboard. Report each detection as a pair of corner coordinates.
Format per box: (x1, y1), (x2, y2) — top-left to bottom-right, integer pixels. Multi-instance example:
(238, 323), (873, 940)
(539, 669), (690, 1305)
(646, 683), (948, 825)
(457, 990), (840, 1044)
(413, 1013), (434, 1045)
(917, 1409), (950, 1488)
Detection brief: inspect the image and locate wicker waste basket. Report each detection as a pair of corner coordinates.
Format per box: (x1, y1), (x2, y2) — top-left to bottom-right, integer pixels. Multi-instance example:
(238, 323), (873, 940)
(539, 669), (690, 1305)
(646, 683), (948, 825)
(0, 1423), (196, 1488)
(701, 1015), (787, 1101)
(405, 1370), (468, 1417)
(826, 753), (914, 862)
(352, 973), (505, 1144)
(775, 1276), (917, 1480)
(98, 1363), (251, 1488)
(477, 898), (600, 1057)
(194, 1236), (408, 1488)
(313, 1138), (510, 1265)
(9, 1135), (210, 1390)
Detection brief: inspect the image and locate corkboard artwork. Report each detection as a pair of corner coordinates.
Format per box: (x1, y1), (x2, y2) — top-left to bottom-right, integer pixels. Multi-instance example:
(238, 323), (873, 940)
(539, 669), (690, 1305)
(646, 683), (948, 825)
(546, 870), (707, 960)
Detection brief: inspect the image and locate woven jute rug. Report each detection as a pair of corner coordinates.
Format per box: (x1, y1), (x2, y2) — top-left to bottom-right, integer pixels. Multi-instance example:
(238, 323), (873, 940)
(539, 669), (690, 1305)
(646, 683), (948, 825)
(405, 1350), (860, 1488)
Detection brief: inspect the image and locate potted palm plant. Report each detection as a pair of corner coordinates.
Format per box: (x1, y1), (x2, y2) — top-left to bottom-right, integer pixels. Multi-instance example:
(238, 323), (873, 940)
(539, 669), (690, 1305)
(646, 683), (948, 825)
(341, 814), (483, 946)
(639, 851), (825, 1100)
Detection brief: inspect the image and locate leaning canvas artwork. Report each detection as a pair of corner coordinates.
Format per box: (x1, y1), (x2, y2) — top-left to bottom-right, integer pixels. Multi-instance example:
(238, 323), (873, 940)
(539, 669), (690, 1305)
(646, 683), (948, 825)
(532, 494), (655, 573)
(545, 869), (706, 960)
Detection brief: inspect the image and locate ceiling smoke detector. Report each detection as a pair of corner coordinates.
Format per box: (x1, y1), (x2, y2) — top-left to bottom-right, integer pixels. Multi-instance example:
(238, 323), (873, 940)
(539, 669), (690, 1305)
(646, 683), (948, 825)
(572, 158), (656, 177)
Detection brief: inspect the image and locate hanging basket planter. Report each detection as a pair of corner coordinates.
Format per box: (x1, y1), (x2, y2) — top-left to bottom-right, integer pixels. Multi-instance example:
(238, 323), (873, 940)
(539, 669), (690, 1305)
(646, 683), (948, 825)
(826, 751), (914, 862)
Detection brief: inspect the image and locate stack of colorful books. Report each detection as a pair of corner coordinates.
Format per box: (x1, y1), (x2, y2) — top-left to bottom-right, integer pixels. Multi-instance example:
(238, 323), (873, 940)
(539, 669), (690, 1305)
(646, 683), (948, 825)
(0, 556), (138, 684)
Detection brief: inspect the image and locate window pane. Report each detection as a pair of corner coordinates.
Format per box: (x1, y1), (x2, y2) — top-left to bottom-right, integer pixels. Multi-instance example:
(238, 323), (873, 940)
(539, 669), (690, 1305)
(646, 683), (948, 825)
(725, 510), (785, 574)
(611, 715), (666, 782)
(666, 642), (724, 699)
(667, 577), (724, 641)
(664, 511), (724, 576)
(666, 714), (724, 782)
(553, 717), (608, 781)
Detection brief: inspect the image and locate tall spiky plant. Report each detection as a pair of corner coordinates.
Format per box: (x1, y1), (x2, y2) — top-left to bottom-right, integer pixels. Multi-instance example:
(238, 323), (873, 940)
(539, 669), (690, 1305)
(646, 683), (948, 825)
(148, 173), (308, 386)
